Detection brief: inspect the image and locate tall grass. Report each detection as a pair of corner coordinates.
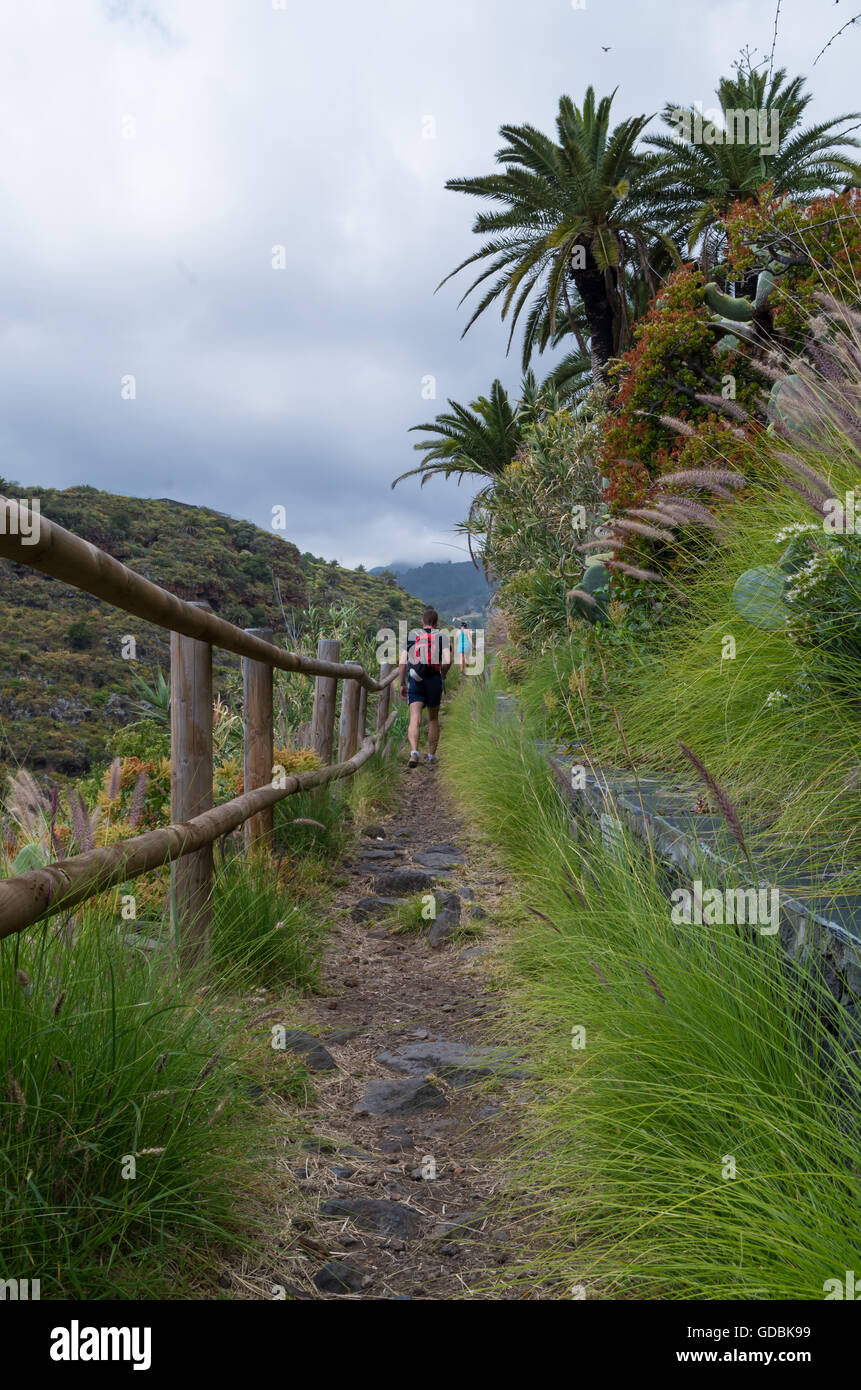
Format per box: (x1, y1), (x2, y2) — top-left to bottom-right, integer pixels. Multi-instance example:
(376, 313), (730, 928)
(443, 678), (861, 1299)
(211, 850), (326, 989)
(0, 709), (406, 1296)
(0, 895), (257, 1298)
(0, 812), (354, 1296)
(518, 440), (861, 901)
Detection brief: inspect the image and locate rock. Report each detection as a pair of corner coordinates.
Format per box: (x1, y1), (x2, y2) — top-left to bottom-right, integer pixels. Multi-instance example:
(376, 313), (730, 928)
(379, 1124), (413, 1154)
(325, 1026), (367, 1043)
(330, 1164), (356, 1179)
(355, 848), (398, 861)
(363, 824), (386, 838)
(376, 1040), (527, 1085)
(426, 889), (461, 949)
(374, 867), (436, 896)
(339, 1145), (378, 1160)
(460, 886), (475, 901)
(459, 945), (493, 963)
(434, 1211), (485, 1239)
(469, 905), (488, 921)
(279, 1030), (337, 1071)
(319, 1198), (422, 1239)
(393, 829), (412, 838)
(414, 851), (463, 871)
(350, 896), (406, 922)
(440, 1003), (455, 1012)
(477, 1103), (502, 1120)
(408, 1028), (430, 1039)
(355, 1077), (447, 1117)
(313, 1260), (364, 1294)
(301, 1135), (338, 1153)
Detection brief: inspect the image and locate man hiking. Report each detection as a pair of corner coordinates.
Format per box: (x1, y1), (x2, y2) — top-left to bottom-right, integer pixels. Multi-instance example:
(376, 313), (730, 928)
(399, 608), (450, 768)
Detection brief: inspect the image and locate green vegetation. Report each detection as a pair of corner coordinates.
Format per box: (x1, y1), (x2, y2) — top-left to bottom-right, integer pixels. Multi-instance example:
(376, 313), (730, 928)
(412, 46), (861, 1302)
(443, 677), (861, 1299)
(369, 560), (493, 622)
(0, 690), (406, 1297)
(0, 862), (317, 1298)
(0, 484), (420, 778)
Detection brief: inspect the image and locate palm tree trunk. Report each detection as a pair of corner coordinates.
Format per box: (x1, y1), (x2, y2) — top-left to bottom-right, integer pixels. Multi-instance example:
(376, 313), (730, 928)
(572, 256), (616, 389)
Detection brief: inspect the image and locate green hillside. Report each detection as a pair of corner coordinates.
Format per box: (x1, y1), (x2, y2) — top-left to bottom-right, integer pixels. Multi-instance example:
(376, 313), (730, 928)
(0, 482), (420, 777)
(370, 559), (493, 621)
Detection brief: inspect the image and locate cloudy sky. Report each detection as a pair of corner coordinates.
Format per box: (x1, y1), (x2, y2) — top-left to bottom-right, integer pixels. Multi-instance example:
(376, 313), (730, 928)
(0, 0), (858, 568)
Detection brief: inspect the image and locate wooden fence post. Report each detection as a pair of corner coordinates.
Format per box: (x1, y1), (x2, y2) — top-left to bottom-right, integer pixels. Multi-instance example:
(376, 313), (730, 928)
(170, 602), (213, 968)
(357, 685), (368, 743)
(242, 627), (274, 853)
(311, 638), (340, 765)
(376, 662), (393, 737)
(338, 662), (362, 764)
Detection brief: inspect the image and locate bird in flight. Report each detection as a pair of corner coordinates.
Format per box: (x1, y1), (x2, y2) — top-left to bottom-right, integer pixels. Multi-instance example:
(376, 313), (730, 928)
(601, 46), (611, 52)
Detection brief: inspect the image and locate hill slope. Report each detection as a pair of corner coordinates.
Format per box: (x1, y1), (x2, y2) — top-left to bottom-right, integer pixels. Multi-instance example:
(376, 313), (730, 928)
(369, 559), (492, 622)
(0, 484), (420, 776)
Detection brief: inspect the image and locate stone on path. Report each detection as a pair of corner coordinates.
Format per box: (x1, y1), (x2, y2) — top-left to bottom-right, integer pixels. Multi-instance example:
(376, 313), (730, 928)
(376, 1039), (527, 1085)
(414, 849), (464, 871)
(325, 1025), (367, 1043)
(319, 1197), (422, 1239)
(428, 889), (461, 949)
(374, 866), (436, 896)
(355, 1076), (447, 1116)
(278, 1030), (337, 1071)
(350, 896), (406, 922)
(314, 1260), (365, 1293)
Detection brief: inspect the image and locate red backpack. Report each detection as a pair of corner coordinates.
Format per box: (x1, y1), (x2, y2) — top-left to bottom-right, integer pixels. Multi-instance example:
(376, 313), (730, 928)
(409, 626), (441, 679)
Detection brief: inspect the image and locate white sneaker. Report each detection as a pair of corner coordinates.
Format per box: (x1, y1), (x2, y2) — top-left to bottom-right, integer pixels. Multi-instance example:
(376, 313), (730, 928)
(407, 750), (420, 769)
(426, 753), (436, 765)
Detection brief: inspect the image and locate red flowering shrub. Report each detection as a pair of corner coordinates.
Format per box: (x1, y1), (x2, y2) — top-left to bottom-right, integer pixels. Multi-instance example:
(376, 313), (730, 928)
(598, 267), (760, 509)
(723, 187), (861, 347)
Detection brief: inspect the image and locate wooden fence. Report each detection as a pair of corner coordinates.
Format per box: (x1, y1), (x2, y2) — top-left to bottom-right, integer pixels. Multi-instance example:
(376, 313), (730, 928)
(0, 496), (400, 961)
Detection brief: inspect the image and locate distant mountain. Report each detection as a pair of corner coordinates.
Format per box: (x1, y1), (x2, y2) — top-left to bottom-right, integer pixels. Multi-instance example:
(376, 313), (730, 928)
(0, 483), (421, 777)
(369, 559), (493, 623)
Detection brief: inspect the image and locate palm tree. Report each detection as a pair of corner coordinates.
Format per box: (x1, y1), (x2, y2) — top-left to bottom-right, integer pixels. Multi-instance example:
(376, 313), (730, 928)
(643, 65), (861, 249)
(438, 88), (674, 387)
(392, 378), (521, 491)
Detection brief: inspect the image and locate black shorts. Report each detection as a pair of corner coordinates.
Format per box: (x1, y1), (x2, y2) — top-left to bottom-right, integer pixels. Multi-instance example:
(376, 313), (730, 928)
(407, 672), (443, 708)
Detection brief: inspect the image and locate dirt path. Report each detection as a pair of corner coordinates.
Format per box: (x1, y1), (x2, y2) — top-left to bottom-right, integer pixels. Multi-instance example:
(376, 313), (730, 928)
(231, 751), (538, 1300)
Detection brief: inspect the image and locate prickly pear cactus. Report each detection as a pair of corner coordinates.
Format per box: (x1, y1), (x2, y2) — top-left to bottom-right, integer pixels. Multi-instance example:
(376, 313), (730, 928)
(732, 565), (787, 631)
(569, 561), (610, 625)
(704, 283), (755, 322)
(766, 374), (815, 438)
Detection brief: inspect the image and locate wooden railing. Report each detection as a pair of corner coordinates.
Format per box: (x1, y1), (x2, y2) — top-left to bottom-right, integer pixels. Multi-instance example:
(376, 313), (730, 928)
(0, 496), (400, 961)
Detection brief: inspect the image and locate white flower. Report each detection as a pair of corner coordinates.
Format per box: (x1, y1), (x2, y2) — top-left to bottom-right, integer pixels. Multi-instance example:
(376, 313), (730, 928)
(774, 522), (818, 543)
(765, 690), (789, 707)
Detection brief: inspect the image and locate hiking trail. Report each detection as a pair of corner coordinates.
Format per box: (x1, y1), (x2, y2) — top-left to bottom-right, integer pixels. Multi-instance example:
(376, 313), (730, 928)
(224, 750), (541, 1300)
